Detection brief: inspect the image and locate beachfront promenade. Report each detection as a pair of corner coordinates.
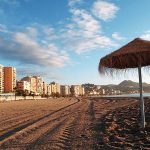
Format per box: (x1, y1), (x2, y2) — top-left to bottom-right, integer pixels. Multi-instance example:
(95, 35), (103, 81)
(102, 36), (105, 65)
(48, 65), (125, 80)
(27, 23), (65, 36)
(0, 95), (43, 102)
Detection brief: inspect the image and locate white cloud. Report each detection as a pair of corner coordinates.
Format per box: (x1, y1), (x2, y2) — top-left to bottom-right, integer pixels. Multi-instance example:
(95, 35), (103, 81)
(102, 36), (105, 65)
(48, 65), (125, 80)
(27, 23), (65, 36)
(92, 0), (119, 21)
(140, 33), (150, 40)
(0, 30), (70, 68)
(94, 35), (116, 46)
(43, 27), (54, 35)
(0, 24), (13, 34)
(0, 0), (120, 66)
(14, 32), (69, 67)
(72, 9), (101, 33)
(26, 27), (38, 37)
(61, 8), (116, 54)
(17, 67), (62, 80)
(112, 32), (125, 41)
(62, 0), (119, 54)
(68, 0), (83, 7)
(42, 26), (58, 41)
(67, 35), (116, 54)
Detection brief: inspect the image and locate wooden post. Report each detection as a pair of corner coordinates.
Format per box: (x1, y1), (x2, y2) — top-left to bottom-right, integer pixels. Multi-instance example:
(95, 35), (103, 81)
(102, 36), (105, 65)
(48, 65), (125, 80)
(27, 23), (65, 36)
(138, 65), (146, 128)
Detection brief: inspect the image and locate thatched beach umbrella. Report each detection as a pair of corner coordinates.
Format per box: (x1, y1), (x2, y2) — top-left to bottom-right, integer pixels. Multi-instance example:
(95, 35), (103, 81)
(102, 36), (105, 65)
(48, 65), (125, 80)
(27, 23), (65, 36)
(99, 38), (150, 128)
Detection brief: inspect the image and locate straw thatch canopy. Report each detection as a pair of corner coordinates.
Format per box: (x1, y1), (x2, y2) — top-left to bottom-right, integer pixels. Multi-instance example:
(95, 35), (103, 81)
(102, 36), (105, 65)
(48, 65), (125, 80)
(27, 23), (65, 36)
(99, 38), (150, 74)
(99, 38), (149, 128)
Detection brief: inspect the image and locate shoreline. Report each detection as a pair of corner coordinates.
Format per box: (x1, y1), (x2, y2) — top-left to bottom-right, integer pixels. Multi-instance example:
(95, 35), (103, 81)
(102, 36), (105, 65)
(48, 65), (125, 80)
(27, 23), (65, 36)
(90, 92), (150, 98)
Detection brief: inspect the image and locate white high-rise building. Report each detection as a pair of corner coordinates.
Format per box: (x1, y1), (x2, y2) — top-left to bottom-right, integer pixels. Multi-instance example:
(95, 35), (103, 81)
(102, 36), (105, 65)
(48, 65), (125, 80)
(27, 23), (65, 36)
(17, 81), (31, 92)
(21, 76), (36, 94)
(34, 76), (43, 95)
(50, 82), (60, 94)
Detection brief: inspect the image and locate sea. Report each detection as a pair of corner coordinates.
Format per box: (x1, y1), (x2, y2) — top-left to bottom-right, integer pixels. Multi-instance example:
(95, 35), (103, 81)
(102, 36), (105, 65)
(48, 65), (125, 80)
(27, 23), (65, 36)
(92, 93), (150, 98)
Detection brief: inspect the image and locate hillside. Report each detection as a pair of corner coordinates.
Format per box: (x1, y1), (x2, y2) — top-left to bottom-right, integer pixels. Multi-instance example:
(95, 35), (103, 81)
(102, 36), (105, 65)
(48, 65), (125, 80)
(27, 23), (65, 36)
(101, 80), (150, 94)
(117, 80), (150, 93)
(118, 80), (150, 88)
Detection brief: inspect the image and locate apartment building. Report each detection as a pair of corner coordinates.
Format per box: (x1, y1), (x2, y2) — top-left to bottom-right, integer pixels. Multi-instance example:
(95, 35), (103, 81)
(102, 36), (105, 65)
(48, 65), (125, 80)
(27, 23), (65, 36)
(21, 76), (36, 94)
(61, 85), (70, 96)
(42, 82), (47, 95)
(50, 82), (60, 94)
(70, 85), (85, 96)
(17, 81), (30, 92)
(4, 67), (16, 93)
(47, 84), (52, 96)
(80, 85), (85, 95)
(34, 76), (43, 95)
(0, 65), (4, 93)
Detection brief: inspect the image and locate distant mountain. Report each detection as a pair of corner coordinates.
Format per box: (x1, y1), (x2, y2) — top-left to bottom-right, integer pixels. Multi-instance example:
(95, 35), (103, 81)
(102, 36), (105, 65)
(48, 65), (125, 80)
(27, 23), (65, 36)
(118, 80), (139, 88)
(100, 80), (150, 93)
(118, 80), (150, 88)
(116, 80), (150, 93)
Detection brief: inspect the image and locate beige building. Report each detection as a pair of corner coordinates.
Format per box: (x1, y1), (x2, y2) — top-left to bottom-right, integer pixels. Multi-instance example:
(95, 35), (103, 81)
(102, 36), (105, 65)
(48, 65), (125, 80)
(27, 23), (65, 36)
(17, 81), (30, 92)
(61, 85), (70, 96)
(50, 82), (60, 94)
(47, 84), (52, 96)
(34, 76), (43, 95)
(0, 65), (4, 93)
(4, 67), (16, 93)
(42, 82), (47, 95)
(71, 85), (85, 96)
(102, 89), (105, 95)
(80, 85), (85, 96)
(21, 76), (36, 94)
(42, 83), (52, 96)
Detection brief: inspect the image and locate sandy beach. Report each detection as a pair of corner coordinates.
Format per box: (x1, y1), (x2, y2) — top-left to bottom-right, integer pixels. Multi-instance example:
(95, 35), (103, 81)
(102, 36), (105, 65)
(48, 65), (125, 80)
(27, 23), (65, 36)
(0, 97), (149, 149)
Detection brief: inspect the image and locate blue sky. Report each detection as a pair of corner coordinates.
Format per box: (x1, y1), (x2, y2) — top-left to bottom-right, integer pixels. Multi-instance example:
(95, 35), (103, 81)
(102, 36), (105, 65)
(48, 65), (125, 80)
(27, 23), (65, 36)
(0, 0), (150, 85)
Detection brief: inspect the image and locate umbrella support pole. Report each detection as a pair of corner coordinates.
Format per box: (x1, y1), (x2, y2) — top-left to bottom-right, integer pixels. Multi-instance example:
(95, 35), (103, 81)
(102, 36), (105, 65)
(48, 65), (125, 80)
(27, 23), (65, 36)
(138, 65), (146, 128)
